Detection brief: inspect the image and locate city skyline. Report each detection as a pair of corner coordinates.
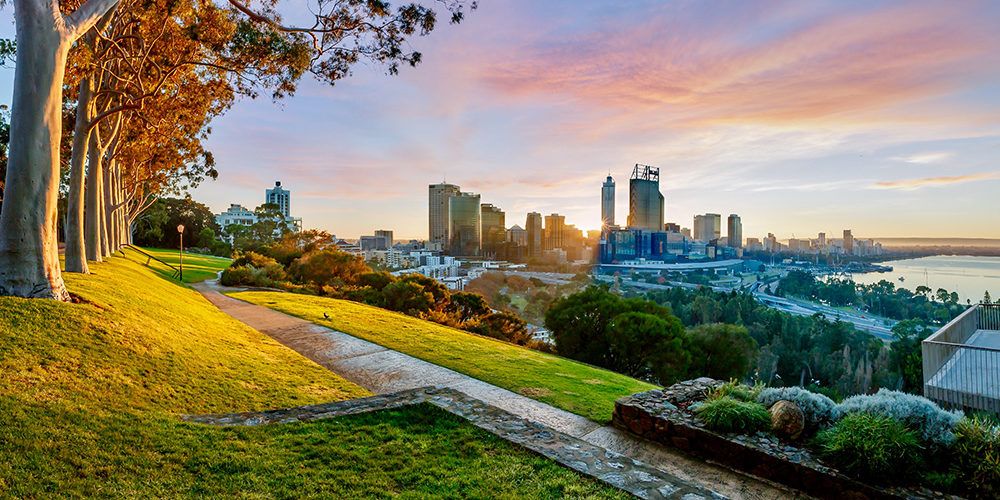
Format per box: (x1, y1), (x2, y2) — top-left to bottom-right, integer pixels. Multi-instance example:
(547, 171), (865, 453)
(2, 1), (998, 239)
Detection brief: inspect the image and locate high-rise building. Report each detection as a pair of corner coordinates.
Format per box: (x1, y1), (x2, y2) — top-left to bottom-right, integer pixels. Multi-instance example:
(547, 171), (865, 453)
(693, 215), (705, 240)
(526, 212), (543, 258)
(480, 203), (506, 257)
(506, 225), (527, 246)
(375, 230), (393, 246)
(429, 183), (461, 247)
(448, 192), (481, 256)
(627, 164), (664, 231)
(707, 213), (721, 240)
(843, 229), (854, 256)
(601, 175), (615, 229)
(727, 214), (742, 248)
(544, 213), (565, 250)
(265, 181), (291, 217)
(665, 222), (681, 232)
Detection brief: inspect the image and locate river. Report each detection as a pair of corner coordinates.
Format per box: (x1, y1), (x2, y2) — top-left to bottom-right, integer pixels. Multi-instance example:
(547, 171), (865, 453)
(852, 255), (1000, 304)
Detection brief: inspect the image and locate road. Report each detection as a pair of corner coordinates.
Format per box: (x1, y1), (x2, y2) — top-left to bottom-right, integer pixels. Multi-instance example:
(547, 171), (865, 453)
(749, 282), (896, 340)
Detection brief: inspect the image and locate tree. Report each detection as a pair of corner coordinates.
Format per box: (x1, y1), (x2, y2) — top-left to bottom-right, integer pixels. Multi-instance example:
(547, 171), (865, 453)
(447, 292), (491, 323)
(605, 311), (690, 384)
(0, 0), (475, 299)
(133, 197), (220, 249)
(287, 248), (370, 288)
(686, 323), (758, 381)
(467, 311), (531, 345)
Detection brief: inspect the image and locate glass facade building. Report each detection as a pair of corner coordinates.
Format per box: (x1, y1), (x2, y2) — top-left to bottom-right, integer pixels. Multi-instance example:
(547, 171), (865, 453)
(449, 192), (481, 256)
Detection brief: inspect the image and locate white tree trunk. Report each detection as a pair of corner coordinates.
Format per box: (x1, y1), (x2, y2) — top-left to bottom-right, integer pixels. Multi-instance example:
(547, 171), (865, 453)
(101, 160), (112, 256)
(65, 77), (92, 273)
(0, 5), (71, 299)
(85, 133), (105, 262)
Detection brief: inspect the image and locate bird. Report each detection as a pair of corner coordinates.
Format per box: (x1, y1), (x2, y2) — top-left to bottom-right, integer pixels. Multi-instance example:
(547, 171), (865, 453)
(323, 312), (330, 320)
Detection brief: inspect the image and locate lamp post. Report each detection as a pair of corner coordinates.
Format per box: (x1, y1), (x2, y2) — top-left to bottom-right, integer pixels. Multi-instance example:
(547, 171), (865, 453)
(177, 224), (185, 281)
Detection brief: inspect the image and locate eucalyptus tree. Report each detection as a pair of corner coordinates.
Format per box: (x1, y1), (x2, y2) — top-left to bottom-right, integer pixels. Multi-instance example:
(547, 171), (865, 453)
(1, 0), (474, 299)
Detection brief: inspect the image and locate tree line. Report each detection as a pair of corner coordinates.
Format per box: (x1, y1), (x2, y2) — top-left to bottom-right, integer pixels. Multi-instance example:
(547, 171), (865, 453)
(0, 0), (475, 300)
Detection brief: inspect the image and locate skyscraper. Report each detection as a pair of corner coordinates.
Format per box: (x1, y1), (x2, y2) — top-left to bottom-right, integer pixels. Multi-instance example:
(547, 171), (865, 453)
(544, 213), (565, 250)
(693, 214), (705, 241)
(707, 213), (721, 240)
(265, 181), (291, 217)
(480, 203), (506, 257)
(601, 175), (615, 229)
(843, 229), (854, 256)
(727, 214), (742, 248)
(375, 229), (394, 246)
(429, 183), (460, 247)
(448, 192), (481, 256)
(526, 212), (543, 258)
(627, 164), (664, 231)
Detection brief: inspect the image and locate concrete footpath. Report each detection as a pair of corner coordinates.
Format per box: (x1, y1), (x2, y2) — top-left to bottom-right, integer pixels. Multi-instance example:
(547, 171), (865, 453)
(193, 280), (802, 499)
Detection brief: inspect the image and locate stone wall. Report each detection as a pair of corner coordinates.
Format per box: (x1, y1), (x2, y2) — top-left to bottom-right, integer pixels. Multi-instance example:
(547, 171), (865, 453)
(612, 380), (899, 500)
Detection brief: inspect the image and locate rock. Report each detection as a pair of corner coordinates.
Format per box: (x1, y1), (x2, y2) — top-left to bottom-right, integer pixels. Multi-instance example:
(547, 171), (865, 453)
(769, 400), (805, 441)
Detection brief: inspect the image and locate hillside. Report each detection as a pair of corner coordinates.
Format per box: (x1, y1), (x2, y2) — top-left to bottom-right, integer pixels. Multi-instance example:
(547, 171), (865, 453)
(229, 291), (658, 422)
(0, 257), (624, 497)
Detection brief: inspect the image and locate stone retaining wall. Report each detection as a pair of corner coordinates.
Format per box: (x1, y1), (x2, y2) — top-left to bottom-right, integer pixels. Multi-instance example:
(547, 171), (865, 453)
(611, 380), (936, 500)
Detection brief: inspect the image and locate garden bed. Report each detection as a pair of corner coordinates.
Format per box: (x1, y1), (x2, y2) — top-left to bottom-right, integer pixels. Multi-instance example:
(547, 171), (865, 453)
(612, 379), (949, 499)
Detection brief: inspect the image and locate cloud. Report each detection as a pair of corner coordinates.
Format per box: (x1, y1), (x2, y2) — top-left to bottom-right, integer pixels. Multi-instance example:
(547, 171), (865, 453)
(890, 152), (954, 164)
(870, 172), (1000, 190)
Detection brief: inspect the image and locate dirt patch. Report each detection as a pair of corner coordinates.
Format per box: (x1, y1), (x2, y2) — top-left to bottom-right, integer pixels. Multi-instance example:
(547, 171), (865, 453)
(519, 387), (554, 398)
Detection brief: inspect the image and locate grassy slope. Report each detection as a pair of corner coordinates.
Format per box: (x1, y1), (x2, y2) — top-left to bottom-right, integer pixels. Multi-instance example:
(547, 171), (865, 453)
(135, 246), (232, 283)
(0, 258), (623, 497)
(230, 292), (658, 422)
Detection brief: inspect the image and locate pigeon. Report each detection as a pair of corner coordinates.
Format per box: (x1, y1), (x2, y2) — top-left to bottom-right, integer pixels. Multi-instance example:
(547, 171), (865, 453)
(323, 312), (330, 320)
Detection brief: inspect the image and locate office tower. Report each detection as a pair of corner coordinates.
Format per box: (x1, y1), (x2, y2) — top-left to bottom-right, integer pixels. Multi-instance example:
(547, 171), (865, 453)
(360, 235), (389, 251)
(693, 215), (705, 241)
(429, 183), (461, 247)
(265, 181), (291, 217)
(664, 222), (680, 232)
(448, 192), (481, 256)
(727, 214), (742, 248)
(707, 213), (721, 240)
(818, 232), (827, 247)
(627, 164), (664, 231)
(526, 212), (543, 258)
(601, 175), (615, 229)
(506, 225), (527, 246)
(480, 203), (506, 256)
(544, 213), (565, 250)
(375, 230), (393, 247)
(843, 229), (854, 256)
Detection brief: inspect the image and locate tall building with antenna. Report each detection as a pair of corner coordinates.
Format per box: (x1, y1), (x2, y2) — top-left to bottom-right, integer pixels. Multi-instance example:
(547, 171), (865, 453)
(601, 174), (615, 230)
(627, 164), (664, 231)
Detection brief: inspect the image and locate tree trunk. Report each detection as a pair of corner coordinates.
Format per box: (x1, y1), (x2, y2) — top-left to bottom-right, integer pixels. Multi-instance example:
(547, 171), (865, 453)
(0, 7), (71, 299)
(65, 77), (92, 273)
(85, 133), (105, 262)
(101, 160), (112, 256)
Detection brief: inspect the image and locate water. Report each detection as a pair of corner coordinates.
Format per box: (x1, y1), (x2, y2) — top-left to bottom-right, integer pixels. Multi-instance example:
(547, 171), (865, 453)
(852, 255), (1000, 304)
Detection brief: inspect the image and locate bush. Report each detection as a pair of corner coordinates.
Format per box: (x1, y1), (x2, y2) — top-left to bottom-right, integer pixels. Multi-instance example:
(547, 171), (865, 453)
(710, 380), (763, 403)
(686, 324), (757, 381)
(758, 387), (836, 430)
(220, 266), (255, 286)
(948, 416), (1000, 497)
(833, 389), (962, 447)
(694, 396), (771, 434)
(816, 413), (922, 481)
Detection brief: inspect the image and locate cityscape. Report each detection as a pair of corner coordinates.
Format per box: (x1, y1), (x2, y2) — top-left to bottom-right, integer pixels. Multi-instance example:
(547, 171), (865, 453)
(2, 0), (1000, 498)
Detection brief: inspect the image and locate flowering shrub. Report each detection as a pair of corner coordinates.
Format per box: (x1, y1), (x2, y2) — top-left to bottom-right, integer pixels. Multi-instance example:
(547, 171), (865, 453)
(833, 389), (962, 447)
(758, 387), (836, 430)
(710, 380), (764, 402)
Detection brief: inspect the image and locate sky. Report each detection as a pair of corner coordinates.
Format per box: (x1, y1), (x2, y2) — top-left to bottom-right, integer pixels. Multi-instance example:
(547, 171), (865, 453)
(2, 0), (1000, 240)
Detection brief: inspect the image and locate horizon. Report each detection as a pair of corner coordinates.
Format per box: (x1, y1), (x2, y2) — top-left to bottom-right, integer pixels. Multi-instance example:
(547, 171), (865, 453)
(2, 0), (999, 240)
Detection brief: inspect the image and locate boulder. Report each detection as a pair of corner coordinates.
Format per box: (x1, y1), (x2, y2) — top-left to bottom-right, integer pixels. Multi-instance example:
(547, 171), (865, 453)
(769, 400), (805, 441)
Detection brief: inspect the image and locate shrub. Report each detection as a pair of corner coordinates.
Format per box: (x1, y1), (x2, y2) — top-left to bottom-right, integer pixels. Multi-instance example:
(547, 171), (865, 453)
(686, 324), (757, 381)
(948, 416), (1000, 497)
(220, 266), (255, 286)
(710, 380), (764, 403)
(694, 396), (771, 434)
(758, 387), (836, 430)
(833, 389), (962, 447)
(815, 413), (922, 482)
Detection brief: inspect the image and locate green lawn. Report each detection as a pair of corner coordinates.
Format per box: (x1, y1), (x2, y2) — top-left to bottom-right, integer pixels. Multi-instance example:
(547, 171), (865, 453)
(132, 246), (231, 283)
(0, 257), (624, 497)
(229, 291), (658, 422)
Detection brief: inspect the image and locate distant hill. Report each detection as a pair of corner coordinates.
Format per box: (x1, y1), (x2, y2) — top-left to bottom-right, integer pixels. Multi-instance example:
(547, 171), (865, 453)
(875, 237), (1000, 249)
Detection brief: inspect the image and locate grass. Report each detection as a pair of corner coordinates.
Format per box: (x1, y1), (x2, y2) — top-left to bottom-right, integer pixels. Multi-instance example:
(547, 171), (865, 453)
(229, 291), (658, 422)
(132, 246), (231, 283)
(0, 257), (625, 497)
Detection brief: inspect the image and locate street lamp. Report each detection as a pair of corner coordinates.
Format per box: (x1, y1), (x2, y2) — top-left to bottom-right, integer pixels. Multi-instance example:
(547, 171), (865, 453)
(177, 224), (185, 281)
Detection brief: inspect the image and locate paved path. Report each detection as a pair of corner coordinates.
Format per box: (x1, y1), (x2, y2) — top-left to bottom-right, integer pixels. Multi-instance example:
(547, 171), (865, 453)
(194, 280), (803, 499)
